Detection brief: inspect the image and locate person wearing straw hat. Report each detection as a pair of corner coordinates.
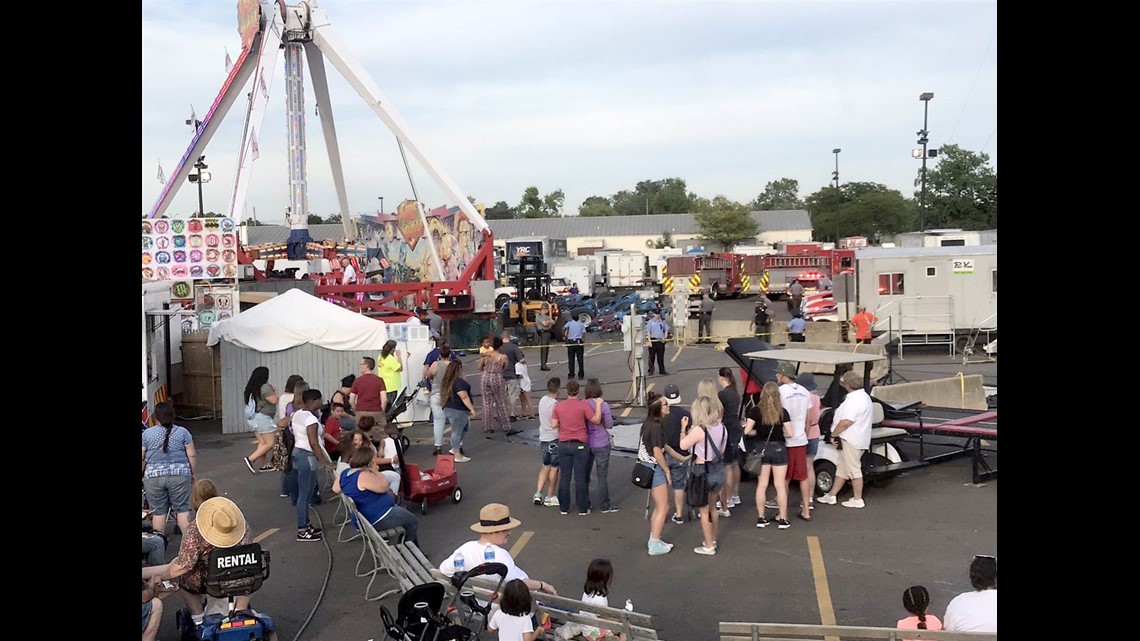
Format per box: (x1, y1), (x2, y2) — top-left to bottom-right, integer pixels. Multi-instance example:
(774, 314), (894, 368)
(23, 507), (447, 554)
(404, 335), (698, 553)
(438, 503), (557, 595)
(142, 497), (255, 617)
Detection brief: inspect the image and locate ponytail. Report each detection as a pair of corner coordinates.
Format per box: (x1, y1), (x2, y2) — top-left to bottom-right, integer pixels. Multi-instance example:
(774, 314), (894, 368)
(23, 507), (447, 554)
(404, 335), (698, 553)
(902, 586), (931, 630)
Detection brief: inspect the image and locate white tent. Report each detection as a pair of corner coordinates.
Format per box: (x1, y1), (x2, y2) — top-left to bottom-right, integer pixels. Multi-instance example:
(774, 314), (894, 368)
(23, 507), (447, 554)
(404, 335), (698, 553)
(207, 288), (388, 352)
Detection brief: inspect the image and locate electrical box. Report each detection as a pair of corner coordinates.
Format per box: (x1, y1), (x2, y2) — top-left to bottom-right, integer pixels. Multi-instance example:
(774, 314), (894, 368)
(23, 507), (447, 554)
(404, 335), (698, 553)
(471, 280), (496, 313)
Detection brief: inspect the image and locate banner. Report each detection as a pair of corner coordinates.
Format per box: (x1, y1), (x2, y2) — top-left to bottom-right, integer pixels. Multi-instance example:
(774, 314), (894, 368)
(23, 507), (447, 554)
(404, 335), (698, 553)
(194, 283), (236, 330)
(143, 217), (239, 281)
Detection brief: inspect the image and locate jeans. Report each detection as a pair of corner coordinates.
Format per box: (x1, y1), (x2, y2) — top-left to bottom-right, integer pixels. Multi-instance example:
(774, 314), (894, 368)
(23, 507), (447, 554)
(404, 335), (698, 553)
(142, 534), (165, 567)
(374, 505), (420, 546)
(566, 344), (585, 378)
(430, 393), (448, 447)
(590, 445), (613, 510)
(557, 441), (592, 513)
(444, 407), (470, 453)
(290, 449), (319, 530)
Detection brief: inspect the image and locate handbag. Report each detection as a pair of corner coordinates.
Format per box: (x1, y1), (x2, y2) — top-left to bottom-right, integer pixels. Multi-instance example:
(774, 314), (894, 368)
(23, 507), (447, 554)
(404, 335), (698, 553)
(684, 425), (724, 508)
(270, 427), (295, 473)
(741, 427), (774, 476)
(631, 461), (655, 489)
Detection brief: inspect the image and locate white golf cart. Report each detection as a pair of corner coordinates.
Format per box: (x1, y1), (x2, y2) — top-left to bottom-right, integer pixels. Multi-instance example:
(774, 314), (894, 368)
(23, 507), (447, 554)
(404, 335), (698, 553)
(726, 341), (929, 495)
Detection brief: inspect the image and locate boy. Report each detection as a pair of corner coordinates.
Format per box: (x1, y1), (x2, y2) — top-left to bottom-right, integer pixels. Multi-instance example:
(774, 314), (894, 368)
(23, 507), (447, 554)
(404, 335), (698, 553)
(534, 378), (562, 506)
(516, 360), (534, 419)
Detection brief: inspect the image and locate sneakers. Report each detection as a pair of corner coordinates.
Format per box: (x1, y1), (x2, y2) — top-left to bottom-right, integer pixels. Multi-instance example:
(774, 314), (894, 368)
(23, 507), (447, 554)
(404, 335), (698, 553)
(579, 510), (591, 516)
(842, 498), (866, 509)
(509, 415), (518, 423)
(296, 527), (323, 542)
(280, 493), (289, 498)
(817, 494), (838, 505)
(729, 495), (741, 507)
(453, 454), (472, 463)
(601, 506), (621, 514)
(433, 446), (443, 456)
(765, 499), (778, 509)
(534, 492), (544, 505)
(717, 509), (731, 518)
(756, 516), (771, 528)
(800, 502), (815, 511)
(670, 514), (685, 525)
(243, 457), (257, 474)
(257, 465), (275, 473)
(543, 496), (559, 507)
(694, 545), (717, 555)
(775, 518), (792, 529)
(715, 500), (723, 510)
(648, 540), (672, 556)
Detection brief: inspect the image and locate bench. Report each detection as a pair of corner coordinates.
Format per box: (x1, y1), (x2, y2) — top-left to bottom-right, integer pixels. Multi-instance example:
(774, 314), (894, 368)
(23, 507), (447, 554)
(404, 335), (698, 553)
(431, 569), (663, 641)
(339, 494), (433, 601)
(719, 622), (996, 641)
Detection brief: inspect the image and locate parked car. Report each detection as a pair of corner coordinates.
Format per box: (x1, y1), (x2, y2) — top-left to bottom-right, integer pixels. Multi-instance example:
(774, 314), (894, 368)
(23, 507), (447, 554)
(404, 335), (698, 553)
(802, 291), (838, 322)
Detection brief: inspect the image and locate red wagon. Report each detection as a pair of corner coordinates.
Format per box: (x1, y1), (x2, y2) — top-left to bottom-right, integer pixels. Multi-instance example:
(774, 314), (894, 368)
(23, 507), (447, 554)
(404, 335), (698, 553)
(397, 447), (462, 515)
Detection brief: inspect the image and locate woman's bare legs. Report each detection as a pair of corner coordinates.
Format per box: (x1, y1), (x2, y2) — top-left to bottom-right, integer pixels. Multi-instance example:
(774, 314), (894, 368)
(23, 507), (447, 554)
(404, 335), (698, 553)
(248, 432), (275, 467)
(650, 484), (669, 542)
(772, 465), (789, 521)
(755, 465), (771, 519)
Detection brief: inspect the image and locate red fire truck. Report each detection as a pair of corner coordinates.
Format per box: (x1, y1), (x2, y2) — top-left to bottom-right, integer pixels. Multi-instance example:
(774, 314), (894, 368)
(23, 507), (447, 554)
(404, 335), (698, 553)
(761, 243), (855, 298)
(666, 252), (767, 299)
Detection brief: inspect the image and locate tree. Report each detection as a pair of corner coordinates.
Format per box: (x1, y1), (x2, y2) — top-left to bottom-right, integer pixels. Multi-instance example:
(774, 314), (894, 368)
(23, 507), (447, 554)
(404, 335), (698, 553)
(806, 182), (912, 242)
(750, 178), (805, 211)
(916, 144), (997, 230)
(542, 189), (565, 217)
(325, 213), (342, 224)
(578, 195), (614, 217)
(693, 196), (758, 250)
(484, 201), (514, 219)
(608, 178), (696, 215)
(653, 230), (674, 248)
(516, 186), (564, 218)
(307, 214), (324, 225)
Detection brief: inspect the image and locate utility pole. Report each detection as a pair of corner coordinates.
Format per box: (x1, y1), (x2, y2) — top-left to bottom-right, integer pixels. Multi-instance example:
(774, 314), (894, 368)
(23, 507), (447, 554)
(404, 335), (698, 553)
(832, 148), (841, 189)
(918, 92), (934, 232)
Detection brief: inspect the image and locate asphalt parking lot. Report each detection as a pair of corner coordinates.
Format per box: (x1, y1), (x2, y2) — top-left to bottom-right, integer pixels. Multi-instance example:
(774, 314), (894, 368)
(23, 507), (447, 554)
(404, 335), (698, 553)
(150, 296), (996, 641)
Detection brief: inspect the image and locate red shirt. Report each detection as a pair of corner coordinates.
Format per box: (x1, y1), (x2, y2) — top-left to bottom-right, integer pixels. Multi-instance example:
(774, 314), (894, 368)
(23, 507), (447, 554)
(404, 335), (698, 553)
(324, 415), (343, 456)
(552, 397), (595, 443)
(350, 373), (387, 412)
(850, 311), (877, 340)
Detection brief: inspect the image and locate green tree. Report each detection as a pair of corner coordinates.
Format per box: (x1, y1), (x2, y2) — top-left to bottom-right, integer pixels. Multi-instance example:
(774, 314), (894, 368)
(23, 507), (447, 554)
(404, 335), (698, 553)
(653, 230), (675, 248)
(484, 201), (514, 219)
(578, 195), (614, 217)
(516, 186), (564, 218)
(542, 189), (565, 217)
(806, 182), (912, 242)
(609, 178), (696, 215)
(916, 143), (997, 230)
(611, 189), (648, 216)
(750, 178), (805, 210)
(693, 196), (757, 250)
(307, 214), (324, 225)
(325, 213), (342, 224)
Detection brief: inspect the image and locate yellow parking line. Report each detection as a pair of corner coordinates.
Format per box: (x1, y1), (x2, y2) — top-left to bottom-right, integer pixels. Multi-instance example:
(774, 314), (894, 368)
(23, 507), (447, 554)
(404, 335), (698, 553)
(646, 383), (655, 395)
(509, 531), (534, 558)
(670, 340), (684, 362)
(252, 528), (279, 544)
(621, 406), (632, 417)
(807, 536), (838, 638)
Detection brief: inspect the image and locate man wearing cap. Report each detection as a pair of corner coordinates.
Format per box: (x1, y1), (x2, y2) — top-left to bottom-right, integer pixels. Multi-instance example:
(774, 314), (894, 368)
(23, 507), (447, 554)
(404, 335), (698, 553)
(142, 497), (256, 618)
(660, 384), (693, 523)
(787, 311), (806, 343)
(564, 315), (587, 380)
(698, 292), (715, 344)
(439, 503), (557, 595)
(850, 306), (878, 344)
(817, 370), (874, 509)
(775, 362), (813, 519)
(645, 312), (669, 376)
(424, 307), (444, 338)
(500, 329), (526, 424)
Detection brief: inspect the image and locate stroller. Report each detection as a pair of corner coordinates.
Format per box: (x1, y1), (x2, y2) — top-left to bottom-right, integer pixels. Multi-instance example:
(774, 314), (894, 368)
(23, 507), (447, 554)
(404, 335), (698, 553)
(381, 562), (509, 641)
(386, 387), (414, 450)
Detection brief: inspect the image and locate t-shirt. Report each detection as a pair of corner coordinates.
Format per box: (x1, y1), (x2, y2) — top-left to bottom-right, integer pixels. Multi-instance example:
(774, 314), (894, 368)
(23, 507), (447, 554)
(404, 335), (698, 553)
(806, 393), (822, 440)
(142, 425), (194, 477)
(833, 388), (874, 450)
(291, 409), (322, 453)
(662, 407), (691, 457)
(552, 397), (595, 443)
(488, 609), (534, 641)
(515, 362), (532, 393)
(501, 341), (524, 380)
(585, 399), (613, 449)
(943, 590), (997, 632)
(639, 420), (666, 464)
(851, 312), (876, 340)
(350, 372), (387, 412)
(745, 407), (790, 450)
(275, 392), (294, 421)
(438, 541), (529, 582)
(897, 614), (943, 641)
(779, 383), (811, 447)
(718, 387), (742, 434)
(343, 263), (357, 284)
(431, 358), (451, 392)
(445, 377), (473, 411)
(324, 416), (343, 456)
(690, 422), (727, 463)
(788, 317), (806, 334)
(538, 395), (559, 442)
(377, 354), (403, 394)
(425, 312), (444, 336)
(257, 383), (275, 416)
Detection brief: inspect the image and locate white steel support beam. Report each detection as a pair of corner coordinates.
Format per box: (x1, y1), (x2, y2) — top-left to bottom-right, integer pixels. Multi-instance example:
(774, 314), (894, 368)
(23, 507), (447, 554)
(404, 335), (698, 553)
(303, 41), (355, 241)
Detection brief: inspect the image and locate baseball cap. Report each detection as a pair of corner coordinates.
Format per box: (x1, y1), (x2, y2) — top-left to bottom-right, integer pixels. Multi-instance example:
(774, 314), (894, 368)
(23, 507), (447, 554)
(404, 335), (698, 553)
(663, 384), (681, 405)
(776, 361), (798, 378)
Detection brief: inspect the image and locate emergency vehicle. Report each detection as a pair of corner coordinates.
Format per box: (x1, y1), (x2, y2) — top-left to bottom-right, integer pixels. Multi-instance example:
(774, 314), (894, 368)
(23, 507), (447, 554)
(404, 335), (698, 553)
(664, 252), (767, 299)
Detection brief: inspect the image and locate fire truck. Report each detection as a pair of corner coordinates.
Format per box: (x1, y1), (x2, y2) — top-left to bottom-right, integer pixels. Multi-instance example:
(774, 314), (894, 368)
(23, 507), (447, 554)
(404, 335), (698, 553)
(665, 252), (767, 299)
(761, 243), (855, 298)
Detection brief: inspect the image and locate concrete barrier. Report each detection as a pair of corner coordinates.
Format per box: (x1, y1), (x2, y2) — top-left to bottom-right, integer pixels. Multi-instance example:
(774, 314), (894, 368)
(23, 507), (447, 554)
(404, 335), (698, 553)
(701, 319), (844, 346)
(872, 373), (988, 410)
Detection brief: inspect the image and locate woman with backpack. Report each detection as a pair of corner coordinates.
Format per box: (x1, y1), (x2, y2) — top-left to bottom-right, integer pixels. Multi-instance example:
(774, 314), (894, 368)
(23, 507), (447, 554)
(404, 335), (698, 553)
(679, 394), (728, 556)
(243, 366), (279, 473)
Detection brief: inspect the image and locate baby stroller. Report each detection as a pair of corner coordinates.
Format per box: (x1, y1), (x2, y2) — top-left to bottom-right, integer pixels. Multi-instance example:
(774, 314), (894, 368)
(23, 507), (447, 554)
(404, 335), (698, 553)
(386, 387), (414, 450)
(395, 438), (462, 515)
(380, 562), (508, 641)
(175, 543), (277, 641)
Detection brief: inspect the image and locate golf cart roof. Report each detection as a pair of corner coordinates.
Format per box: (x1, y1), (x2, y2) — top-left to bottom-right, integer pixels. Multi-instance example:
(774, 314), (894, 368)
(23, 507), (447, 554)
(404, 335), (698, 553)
(742, 348), (887, 365)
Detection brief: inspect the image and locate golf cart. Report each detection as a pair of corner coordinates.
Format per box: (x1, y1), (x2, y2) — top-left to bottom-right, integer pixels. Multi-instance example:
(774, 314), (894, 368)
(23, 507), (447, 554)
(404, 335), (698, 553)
(724, 339), (929, 495)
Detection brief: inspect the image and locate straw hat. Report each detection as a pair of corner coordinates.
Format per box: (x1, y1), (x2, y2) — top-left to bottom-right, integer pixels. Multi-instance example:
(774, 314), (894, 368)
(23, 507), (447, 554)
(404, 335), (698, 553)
(196, 497), (247, 548)
(470, 503), (522, 533)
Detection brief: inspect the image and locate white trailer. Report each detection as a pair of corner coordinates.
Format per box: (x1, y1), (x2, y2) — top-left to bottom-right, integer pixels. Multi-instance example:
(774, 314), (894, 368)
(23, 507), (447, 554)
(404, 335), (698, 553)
(853, 245), (997, 355)
(551, 261), (596, 297)
(602, 251), (647, 290)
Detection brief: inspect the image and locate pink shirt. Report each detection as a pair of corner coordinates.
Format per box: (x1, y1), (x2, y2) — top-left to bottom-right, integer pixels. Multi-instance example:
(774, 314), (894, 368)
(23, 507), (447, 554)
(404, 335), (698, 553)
(806, 393), (822, 440)
(897, 614), (942, 641)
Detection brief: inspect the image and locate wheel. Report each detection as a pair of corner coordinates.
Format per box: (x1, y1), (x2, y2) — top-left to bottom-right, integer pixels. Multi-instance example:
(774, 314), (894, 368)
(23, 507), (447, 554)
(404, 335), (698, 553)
(711, 283), (720, 299)
(421, 497), (428, 515)
(495, 294), (510, 309)
(578, 312), (592, 327)
(264, 631), (280, 641)
(814, 460), (837, 496)
(453, 486), (463, 503)
(400, 435), (410, 450)
(956, 335), (975, 353)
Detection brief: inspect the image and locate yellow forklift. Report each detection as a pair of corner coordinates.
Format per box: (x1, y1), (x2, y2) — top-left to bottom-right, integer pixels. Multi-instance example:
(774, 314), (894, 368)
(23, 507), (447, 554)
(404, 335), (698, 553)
(501, 255), (559, 343)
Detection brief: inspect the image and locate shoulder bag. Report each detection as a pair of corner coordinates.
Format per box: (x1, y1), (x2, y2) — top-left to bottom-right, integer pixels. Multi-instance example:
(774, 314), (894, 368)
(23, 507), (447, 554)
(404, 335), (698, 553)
(684, 426), (723, 508)
(631, 461), (655, 489)
(741, 425), (773, 476)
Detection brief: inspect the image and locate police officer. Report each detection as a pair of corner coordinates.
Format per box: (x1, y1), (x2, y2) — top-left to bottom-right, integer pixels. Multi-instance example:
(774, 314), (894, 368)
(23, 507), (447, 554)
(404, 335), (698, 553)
(698, 291), (715, 344)
(564, 315), (587, 380)
(749, 295), (772, 343)
(645, 312), (670, 376)
(535, 303), (554, 371)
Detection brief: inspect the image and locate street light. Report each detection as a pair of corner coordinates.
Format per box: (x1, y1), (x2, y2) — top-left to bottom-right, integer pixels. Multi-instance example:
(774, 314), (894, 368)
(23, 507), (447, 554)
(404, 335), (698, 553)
(831, 148), (841, 189)
(187, 155), (211, 216)
(917, 92), (934, 232)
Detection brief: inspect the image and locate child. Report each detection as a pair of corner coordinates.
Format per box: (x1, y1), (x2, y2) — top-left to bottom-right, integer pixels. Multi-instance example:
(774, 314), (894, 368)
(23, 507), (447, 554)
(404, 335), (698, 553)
(488, 579), (543, 641)
(574, 559), (628, 641)
(516, 360), (534, 419)
(534, 378), (561, 506)
(897, 585), (942, 641)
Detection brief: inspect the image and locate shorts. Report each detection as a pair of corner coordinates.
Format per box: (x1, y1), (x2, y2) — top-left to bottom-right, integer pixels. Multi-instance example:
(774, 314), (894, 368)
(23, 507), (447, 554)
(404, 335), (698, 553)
(142, 600), (155, 632)
(506, 378), (521, 402)
(248, 412), (278, 434)
(760, 443), (788, 467)
(651, 463), (667, 488)
(143, 474), (192, 515)
(786, 445), (808, 482)
(696, 461), (726, 494)
(667, 458), (688, 490)
(837, 440), (865, 480)
(540, 440), (559, 467)
(722, 427), (742, 463)
(806, 437), (819, 458)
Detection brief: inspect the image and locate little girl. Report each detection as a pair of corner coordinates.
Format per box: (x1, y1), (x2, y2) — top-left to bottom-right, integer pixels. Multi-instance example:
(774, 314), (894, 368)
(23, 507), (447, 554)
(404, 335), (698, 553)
(574, 559), (628, 641)
(516, 360), (534, 419)
(488, 579), (543, 641)
(896, 585), (942, 641)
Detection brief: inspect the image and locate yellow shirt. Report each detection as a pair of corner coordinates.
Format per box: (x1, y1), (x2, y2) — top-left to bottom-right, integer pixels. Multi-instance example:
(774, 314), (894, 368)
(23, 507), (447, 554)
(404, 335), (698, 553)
(377, 354), (403, 393)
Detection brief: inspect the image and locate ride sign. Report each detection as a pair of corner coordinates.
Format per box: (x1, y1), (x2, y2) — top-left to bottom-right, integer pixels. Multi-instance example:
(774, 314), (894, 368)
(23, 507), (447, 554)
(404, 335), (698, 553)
(396, 199), (425, 251)
(143, 218), (238, 281)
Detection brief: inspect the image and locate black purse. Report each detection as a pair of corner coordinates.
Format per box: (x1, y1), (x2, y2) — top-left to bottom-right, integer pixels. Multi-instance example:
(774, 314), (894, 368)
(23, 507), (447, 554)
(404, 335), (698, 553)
(631, 461), (655, 489)
(684, 426), (723, 508)
(741, 427), (773, 476)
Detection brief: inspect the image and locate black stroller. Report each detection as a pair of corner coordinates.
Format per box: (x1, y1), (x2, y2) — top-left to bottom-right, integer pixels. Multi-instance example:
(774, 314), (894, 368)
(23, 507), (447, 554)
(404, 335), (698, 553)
(381, 562), (509, 641)
(386, 387), (415, 451)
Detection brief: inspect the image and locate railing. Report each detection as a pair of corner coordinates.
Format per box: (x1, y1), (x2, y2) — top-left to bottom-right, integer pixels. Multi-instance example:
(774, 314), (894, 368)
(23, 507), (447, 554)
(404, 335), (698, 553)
(719, 622), (996, 641)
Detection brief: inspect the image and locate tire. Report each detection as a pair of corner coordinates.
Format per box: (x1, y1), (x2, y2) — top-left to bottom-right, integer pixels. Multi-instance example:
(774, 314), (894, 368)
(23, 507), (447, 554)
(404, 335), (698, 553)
(453, 486), (463, 503)
(711, 283), (720, 300)
(495, 294), (510, 310)
(264, 631), (280, 641)
(955, 335), (975, 353)
(813, 460), (837, 496)
(400, 435), (410, 451)
(420, 497), (428, 515)
(577, 312), (592, 327)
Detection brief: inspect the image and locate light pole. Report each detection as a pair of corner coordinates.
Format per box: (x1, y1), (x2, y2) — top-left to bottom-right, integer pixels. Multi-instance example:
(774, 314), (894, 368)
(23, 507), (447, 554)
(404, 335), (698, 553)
(831, 148), (841, 189)
(188, 155), (210, 215)
(378, 196), (384, 214)
(917, 92), (934, 232)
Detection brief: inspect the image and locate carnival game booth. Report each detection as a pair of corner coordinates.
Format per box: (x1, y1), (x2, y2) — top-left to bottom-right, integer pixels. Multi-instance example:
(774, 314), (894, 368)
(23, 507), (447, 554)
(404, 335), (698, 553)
(207, 289), (431, 434)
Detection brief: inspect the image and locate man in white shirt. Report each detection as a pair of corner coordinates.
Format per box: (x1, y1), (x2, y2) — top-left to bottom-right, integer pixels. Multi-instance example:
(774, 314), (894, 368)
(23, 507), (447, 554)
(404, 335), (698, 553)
(775, 362), (813, 519)
(438, 503), (556, 596)
(816, 370), (873, 508)
(533, 378), (562, 506)
(944, 555), (997, 632)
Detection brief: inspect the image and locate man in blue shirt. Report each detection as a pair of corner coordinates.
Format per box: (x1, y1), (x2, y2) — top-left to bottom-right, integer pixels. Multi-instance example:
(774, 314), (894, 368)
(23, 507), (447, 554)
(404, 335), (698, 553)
(788, 310), (807, 342)
(564, 317), (587, 380)
(645, 312), (669, 376)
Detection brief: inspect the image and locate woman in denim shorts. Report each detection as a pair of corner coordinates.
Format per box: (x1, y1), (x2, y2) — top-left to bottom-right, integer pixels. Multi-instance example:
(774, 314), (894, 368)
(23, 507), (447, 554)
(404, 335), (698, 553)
(744, 382), (792, 529)
(640, 394), (676, 556)
(680, 395), (728, 556)
(142, 402), (197, 537)
(243, 366), (281, 473)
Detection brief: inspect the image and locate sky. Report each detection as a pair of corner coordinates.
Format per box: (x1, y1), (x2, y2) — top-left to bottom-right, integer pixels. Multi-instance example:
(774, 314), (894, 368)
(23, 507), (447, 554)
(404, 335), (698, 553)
(141, 0), (997, 222)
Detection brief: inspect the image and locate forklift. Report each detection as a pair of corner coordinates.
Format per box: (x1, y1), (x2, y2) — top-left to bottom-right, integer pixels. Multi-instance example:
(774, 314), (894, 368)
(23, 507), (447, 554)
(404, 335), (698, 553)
(502, 255), (559, 344)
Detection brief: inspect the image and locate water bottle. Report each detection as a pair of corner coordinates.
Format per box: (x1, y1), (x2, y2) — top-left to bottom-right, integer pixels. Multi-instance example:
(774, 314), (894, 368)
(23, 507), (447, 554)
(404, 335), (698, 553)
(484, 544), (495, 562)
(625, 599), (634, 612)
(452, 551), (464, 572)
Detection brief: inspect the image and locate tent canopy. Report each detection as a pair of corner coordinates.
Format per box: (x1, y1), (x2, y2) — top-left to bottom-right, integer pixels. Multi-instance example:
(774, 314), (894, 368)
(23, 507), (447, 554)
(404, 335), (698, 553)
(207, 288), (388, 352)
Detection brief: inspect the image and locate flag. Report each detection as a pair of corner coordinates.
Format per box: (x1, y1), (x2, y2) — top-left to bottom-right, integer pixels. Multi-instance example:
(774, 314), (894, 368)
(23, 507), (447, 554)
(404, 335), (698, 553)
(250, 128), (259, 161)
(157, 160), (166, 185)
(225, 47), (233, 73)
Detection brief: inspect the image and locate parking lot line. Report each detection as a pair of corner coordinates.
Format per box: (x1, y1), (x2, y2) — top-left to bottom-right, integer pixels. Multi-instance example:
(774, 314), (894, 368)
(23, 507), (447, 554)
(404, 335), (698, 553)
(253, 528), (279, 544)
(621, 406), (632, 417)
(670, 341), (684, 362)
(807, 535), (838, 635)
(509, 530), (534, 558)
